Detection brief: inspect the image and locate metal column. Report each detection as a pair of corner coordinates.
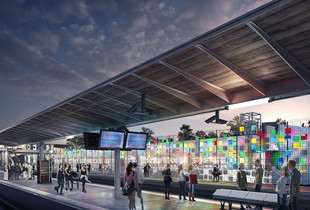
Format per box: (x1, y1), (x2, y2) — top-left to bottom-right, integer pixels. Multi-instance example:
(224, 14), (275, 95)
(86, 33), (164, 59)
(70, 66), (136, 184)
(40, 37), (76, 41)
(40, 141), (44, 161)
(114, 149), (121, 198)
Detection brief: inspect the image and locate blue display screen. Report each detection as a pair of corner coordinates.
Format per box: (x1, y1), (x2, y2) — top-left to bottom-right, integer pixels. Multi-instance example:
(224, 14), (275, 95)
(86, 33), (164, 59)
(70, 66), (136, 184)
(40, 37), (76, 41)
(125, 133), (148, 150)
(99, 131), (125, 149)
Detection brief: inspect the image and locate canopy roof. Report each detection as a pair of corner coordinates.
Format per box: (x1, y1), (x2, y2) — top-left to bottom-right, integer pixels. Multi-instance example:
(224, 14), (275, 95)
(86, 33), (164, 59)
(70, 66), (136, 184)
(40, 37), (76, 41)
(1, 0), (310, 145)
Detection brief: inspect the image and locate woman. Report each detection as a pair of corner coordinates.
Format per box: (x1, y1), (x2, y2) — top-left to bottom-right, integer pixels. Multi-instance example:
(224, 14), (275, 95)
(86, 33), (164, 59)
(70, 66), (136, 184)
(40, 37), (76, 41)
(237, 163), (249, 210)
(4, 162), (8, 180)
(162, 164), (172, 200)
(188, 164), (198, 202)
(79, 164), (89, 193)
(124, 162), (138, 210)
(22, 162), (28, 180)
(65, 164), (72, 191)
(27, 163), (32, 180)
(178, 164), (188, 200)
(268, 163), (289, 210)
(55, 163), (65, 195)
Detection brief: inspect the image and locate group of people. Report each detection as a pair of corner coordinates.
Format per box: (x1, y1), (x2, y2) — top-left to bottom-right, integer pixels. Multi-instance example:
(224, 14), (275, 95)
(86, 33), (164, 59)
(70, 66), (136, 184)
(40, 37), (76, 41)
(55, 163), (90, 195)
(237, 159), (300, 210)
(5, 162), (34, 180)
(76, 163), (91, 173)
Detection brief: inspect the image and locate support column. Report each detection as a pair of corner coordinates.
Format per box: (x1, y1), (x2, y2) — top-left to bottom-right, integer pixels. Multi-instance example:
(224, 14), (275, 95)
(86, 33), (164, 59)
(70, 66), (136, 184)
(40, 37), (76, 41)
(40, 141), (44, 161)
(4, 146), (8, 166)
(114, 149), (121, 198)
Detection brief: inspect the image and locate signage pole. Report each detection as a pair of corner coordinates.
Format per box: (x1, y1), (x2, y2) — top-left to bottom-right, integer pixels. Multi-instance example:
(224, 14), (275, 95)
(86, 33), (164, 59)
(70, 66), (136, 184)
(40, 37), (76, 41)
(114, 149), (121, 198)
(40, 141), (44, 161)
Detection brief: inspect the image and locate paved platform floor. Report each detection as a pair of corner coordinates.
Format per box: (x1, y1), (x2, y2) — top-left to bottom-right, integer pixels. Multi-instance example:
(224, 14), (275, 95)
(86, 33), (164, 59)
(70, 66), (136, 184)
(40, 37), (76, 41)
(1, 179), (247, 210)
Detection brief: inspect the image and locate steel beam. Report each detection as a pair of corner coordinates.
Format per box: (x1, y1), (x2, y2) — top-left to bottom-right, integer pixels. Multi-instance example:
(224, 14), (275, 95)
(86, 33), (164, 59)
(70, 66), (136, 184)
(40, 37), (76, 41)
(78, 97), (142, 122)
(92, 91), (134, 107)
(57, 107), (107, 127)
(111, 83), (178, 113)
(132, 73), (203, 109)
(195, 44), (267, 96)
(67, 102), (127, 124)
(246, 20), (310, 86)
(159, 61), (231, 103)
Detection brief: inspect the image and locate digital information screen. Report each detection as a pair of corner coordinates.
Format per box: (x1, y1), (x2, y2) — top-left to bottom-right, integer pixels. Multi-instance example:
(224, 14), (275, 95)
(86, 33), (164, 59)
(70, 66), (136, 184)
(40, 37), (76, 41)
(99, 130), (125, 149)
(125, 132), (148, 150)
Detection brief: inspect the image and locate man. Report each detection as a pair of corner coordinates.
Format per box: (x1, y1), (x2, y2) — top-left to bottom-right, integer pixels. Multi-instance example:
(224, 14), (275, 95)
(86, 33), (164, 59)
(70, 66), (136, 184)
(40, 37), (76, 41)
(144, 163), (151, 177)
(288, 159), (300, 210)
(254, 159), (263, 209)
(133, 163), (145, 210)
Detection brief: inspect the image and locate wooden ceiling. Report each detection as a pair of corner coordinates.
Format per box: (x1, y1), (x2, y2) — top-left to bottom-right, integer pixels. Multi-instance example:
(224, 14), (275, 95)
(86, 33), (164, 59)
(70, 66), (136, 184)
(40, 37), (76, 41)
(1, 0), (310, 145)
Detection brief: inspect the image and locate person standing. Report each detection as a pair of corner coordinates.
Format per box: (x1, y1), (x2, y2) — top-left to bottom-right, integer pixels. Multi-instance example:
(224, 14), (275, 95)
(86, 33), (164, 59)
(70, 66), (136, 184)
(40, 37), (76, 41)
(144, 163), (151, 177)
(32, 163), (35, 180)
(8, 163), (13, 180)
(27, 163), (32, 180)
(188, 164), (198, 202)
(133, 163), (144, 210)
(55, 163), (65, 195)
(253, 159), (263, 209)
(79, 164), (90, 193)
(237, 163), (250, 210)
(22, 162), (28, 180)
(76, 163), (79, 172)
(124, 162), (138, 210)
(178, 164), (188, 200)
(288, 159), (300, 210)
(267, 163), (289, 210)
(162, 164), (172, 200)
(87, 163), (91, 173)
(212, 165), (220, 182)
(4, 162), (8, 180)
(65, 164), (73, 191)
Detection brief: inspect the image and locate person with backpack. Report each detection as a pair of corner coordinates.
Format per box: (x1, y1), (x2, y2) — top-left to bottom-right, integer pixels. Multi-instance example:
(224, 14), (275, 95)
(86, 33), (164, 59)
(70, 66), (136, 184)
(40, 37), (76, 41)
(162, 164), (172, 200)
(178, 164), (188, 200)
(124, 162), (138, 210)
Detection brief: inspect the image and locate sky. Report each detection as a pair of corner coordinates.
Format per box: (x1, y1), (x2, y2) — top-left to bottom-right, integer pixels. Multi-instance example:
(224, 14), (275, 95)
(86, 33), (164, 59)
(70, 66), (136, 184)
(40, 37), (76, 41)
(1, 0), (310, 138)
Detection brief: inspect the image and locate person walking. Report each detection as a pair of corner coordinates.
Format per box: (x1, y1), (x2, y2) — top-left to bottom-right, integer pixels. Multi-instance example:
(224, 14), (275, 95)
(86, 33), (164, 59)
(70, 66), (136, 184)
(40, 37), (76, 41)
(22, 162), (28, 180)
(162, 164), (172, 200)
(55, 163), (65, 195)
(178, 164), (188, 200)
(267, 162), (289, 210)
(288, 159), (300, 210)
(79, 164), (90, 193)
(124, 162), (138, 210)
(188, 164), (198, 202)
(133, 163), (144, 210)
(237, 163), (250, 210)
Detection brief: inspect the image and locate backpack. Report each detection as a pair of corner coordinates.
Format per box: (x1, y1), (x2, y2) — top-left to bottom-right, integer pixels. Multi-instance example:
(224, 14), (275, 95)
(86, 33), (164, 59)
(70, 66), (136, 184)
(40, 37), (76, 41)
(122, 171), (136, 196)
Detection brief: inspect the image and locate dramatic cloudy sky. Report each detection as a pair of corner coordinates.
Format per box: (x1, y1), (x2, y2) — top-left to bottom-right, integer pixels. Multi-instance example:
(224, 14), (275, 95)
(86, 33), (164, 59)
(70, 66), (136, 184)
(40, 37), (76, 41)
(4, 0), (307, 134)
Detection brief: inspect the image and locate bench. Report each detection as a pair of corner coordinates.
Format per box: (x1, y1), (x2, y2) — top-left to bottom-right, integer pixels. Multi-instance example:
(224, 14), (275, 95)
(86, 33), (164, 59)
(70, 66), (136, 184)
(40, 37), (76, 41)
(213, 189), (278, 210)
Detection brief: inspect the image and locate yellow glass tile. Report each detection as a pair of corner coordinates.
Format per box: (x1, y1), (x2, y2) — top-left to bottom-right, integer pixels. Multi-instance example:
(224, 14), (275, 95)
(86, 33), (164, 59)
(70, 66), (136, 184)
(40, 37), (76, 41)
(293, 142), (300, 149)
(218, 141), (223, 146)
(200, 142), (204, 147)
(209, 147), (212, 152)
(240, 158), (244, 163)
(278, 136), (284, 142)
(229, 152), (233, 158)
(239, 126), (244, 132)
(251, 138), (256, 144)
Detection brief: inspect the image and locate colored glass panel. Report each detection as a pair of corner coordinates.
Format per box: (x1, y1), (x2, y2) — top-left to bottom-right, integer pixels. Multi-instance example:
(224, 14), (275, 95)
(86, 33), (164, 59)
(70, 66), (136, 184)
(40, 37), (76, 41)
(251, 138), (257, 144)
(300, 157), (306, 165)
(251, 125), (257, 131)
(229, 152), (233, 157)
(239, 138), (245, 146)
(240, 158), (244, 163)
(293, 135), (300, 141)
(257, 131), (263, 136)
(278, 136), (284, 142)
(278, 157), (284, 164)
(285, 128), (291, 134)
(251, 144), (256, 150)
(293, 143), (300, 149)
(209, 147), (212, 152)
(223, 134), (227, 139)
(285, 135), (291, 141)
(228, 140), (233, 145)
(240, 151), (244, 157)
(200, 142), (204, 147)
(271, 136), (277, 142)
(195, 136), (199, 141)
(218, 147), (223, 152)
(239, 126), (244, 132)
(301, 134), (307, 140)
(204, 152), (208, 157)
(271, 129), (277, 135)
(218, 141), (223, 146)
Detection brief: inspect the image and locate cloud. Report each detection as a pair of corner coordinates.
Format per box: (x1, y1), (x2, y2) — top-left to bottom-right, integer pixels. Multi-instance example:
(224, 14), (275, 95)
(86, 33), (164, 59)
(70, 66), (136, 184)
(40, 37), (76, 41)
(31, 29), (59, 53)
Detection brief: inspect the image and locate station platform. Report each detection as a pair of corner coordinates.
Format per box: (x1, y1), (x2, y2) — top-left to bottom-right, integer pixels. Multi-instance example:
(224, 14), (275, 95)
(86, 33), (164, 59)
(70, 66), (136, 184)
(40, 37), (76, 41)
(0, 179), (242, 210)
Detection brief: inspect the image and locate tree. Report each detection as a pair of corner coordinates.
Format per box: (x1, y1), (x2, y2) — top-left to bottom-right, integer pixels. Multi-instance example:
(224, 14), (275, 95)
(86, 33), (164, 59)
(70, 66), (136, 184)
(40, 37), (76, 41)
(207, 131), (218, 138)
(195, 130), (206, 139)
(66, 136), (84, 149)
(141, 127), (155, 141)
(227, 115), (240, 136)
(276, 118), (287, 125)
(178, 124), (193, 141)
